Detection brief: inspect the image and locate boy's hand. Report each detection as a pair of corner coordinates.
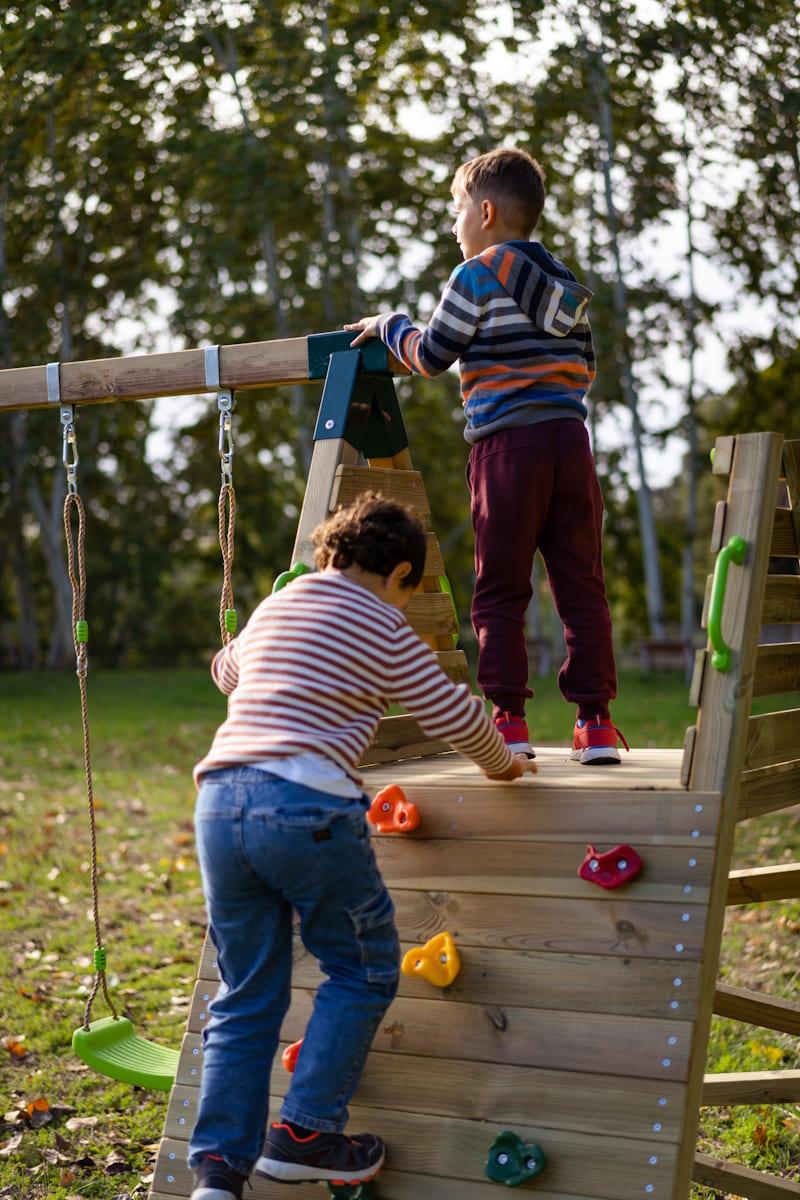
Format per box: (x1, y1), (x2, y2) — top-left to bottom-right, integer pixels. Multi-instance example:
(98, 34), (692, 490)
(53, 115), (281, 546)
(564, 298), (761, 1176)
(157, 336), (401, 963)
(343, 316), (382, 347)
(484, 753), (538, 782)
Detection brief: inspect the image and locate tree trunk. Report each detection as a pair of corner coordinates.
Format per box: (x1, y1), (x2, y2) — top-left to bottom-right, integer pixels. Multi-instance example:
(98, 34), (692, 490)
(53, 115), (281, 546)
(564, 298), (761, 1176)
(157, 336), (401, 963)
(680, 141), (700, 677)
(589, 45), (667, 641)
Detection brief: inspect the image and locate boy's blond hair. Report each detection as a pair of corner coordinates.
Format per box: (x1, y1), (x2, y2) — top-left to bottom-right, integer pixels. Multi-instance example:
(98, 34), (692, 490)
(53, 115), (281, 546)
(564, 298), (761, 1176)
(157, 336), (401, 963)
(451, 147), (546, 236)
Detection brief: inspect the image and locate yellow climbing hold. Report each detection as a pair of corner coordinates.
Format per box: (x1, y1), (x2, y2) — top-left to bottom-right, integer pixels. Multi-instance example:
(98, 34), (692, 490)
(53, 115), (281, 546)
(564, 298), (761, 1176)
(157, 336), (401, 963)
(401, 931), (461, 988)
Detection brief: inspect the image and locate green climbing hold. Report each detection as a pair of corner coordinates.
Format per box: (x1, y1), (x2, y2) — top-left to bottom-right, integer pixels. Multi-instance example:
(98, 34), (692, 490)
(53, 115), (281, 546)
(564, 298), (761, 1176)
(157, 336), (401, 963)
(224, 608), (237, 633)
(485, 1130), (546, 1187)
(272, 561), (312, 593)
(75, 619), (89, 643)
(709, 447), (716, 465)
(327, 1183), (375, 1200)
(93, 947), (107, 972)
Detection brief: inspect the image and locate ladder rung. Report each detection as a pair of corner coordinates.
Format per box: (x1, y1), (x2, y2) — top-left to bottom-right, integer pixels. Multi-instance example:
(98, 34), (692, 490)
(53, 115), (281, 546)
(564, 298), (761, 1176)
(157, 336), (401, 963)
(714, 983), (800, 1036)
(727, 863), (800, 905)
(693, 1152), (800, 1198)
(331, 465), (430, 516)
(702, 1069), (800, 1105)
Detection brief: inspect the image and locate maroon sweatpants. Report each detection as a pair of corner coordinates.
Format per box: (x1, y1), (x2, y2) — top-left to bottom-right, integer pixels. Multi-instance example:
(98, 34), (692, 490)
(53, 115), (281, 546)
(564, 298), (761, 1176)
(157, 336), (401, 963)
(467, 419), (617, 719)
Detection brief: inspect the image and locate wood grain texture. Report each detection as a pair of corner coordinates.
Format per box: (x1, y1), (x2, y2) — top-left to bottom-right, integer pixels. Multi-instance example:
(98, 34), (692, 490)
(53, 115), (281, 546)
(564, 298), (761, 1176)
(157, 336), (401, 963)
(160, 1101), (677, 1199)
(331, 465), (430, 516)
(404, 593), (458, 638)
(693, 1153), (800, 1199)
(187, 984), (693, 1082)
(783, 440), (800, 558)
(713, 983), (800, 1036)
(753, 642), (800, 698)
(745, 709), (800, 771)
(727, 863), (800, 905)
(290, 437), (358, 566)
(702, 1070), (800, 1105)
(176, 1032), (687, 1141)
(711, 435), (735, 475)
(772, 507), (799, 557)
(761, 576), (800, 623)
(738, 758), (800, 820)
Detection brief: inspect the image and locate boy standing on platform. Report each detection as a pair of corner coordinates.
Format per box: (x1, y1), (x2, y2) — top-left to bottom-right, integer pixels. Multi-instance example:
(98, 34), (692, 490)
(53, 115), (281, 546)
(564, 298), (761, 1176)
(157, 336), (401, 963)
(346, 147), (627, 764)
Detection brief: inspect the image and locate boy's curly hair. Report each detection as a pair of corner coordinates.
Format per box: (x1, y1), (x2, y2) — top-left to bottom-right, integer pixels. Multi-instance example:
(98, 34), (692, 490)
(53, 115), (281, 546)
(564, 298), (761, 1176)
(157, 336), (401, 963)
(452, 147), (546, 235)
(312, 492), (427, 589)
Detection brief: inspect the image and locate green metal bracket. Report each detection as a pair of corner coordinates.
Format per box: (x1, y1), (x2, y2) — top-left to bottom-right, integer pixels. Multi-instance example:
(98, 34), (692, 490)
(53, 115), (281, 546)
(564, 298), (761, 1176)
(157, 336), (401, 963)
(708, 534), (748, 672)
(308, 331), (391, 379)
(312, 347), (409, 460)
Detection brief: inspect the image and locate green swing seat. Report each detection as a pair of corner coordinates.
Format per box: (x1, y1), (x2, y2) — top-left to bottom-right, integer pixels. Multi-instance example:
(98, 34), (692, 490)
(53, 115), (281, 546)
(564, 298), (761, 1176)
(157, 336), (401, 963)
(72, 1015), (179, 1092)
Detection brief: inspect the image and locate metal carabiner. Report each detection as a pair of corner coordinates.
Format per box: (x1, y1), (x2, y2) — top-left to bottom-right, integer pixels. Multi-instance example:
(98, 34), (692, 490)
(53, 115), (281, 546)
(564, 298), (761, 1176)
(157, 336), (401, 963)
(218, 390), (234, 486)
(60, 405), (79, 494)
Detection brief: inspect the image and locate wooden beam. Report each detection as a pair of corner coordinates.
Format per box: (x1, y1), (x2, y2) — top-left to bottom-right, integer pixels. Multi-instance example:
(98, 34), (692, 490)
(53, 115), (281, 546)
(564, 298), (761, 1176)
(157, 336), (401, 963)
(753, 643), (800, 698)
(331, 465), (431, 516)
(745, 709), (800, 771)
(772, 507), (798, 557)
(702, 1070), (800, 1105)
(739, 758), (800, 821)
(762, 575), (800, 623)
(713, 983), (800, 1036)
(693, 1152), (800, 1199)
(727, 863), (800, 905)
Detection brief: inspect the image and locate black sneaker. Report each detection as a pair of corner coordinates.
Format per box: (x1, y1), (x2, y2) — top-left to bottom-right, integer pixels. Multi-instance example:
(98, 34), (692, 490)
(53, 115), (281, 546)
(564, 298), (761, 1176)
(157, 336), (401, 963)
(255, 1120), (385, 1185)
(191, 1154), (248, 1200)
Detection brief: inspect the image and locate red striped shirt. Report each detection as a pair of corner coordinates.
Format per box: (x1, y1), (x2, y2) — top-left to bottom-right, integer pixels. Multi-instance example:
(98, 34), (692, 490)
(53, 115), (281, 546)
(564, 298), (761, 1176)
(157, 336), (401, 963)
(194, 571), (514, 786)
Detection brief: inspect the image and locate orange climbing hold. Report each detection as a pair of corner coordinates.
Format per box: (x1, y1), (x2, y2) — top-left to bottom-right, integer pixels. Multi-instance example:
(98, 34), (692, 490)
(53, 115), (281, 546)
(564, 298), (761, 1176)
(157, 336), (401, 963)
(367, 785), (421, 834)
(401, 931), (461, 987)
(282, 1038), (303, 1073)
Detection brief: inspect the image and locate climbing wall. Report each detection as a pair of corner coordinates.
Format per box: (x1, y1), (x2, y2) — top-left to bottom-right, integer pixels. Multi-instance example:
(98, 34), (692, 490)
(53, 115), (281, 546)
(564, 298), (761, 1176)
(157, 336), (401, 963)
(150, 746), (722, 1200)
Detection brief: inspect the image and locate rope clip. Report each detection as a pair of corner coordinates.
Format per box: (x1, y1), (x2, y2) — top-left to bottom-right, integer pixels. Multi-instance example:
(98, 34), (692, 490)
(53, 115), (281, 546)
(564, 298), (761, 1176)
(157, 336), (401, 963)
(60, 405), (79, 495)
(218, 391), (234, 486)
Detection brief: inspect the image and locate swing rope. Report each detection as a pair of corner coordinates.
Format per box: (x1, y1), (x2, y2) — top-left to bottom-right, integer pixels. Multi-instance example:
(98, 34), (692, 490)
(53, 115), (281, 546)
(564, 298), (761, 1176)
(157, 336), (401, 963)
(63, 489), (119, 1028)
(217, 390), (237, 643)
(60, 407), (118, 1028)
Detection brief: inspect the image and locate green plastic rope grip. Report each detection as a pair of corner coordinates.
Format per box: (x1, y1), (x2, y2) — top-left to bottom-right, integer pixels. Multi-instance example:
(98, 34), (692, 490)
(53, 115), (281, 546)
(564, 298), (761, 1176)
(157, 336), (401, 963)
(485, 1130), (546, 1186)
(93, 947), (107, 972)
(708, 534), (747, 673)
(75, 619), (89, 643)
(272, 561), (312, 594)
(439, 575), (460, 647)
(224, 608), (237, 634)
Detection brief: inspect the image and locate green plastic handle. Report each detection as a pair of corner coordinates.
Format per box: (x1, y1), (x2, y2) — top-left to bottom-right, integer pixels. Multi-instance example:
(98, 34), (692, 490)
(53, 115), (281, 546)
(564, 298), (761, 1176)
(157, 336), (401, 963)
(272, 561), (312, 594)
(708, 535), (747, 672)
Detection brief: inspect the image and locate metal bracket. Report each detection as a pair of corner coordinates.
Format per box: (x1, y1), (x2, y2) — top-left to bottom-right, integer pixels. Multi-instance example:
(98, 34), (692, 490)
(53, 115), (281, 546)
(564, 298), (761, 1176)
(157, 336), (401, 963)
(313, 349), (409, 459)
(206, 346), (234, 484)
(47, 362), (61, 403)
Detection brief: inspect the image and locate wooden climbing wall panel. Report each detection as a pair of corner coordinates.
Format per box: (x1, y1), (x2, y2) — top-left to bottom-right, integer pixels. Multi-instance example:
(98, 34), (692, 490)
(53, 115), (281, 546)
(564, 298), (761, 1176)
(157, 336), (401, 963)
(151, 748), (728, 1200)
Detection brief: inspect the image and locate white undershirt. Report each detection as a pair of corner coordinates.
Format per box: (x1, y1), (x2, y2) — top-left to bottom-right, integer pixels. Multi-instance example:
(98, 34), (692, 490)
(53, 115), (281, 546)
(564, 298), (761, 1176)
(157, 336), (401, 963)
(251, 752), (363, 800)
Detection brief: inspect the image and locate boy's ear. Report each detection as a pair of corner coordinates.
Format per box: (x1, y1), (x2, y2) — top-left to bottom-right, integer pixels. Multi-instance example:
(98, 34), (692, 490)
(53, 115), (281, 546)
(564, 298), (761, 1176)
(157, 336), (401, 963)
(391, 561), (413, 587)
(481, 198), (497, 228)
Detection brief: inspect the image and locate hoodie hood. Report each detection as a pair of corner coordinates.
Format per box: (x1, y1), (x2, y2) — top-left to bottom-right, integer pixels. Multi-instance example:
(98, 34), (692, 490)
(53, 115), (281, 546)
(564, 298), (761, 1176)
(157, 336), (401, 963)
(477, 241), (592, 337)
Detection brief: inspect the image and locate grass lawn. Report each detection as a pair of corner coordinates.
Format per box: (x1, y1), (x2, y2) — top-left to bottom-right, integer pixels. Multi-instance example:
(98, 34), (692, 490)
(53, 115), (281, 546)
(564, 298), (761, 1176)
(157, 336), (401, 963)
(0, 667), (797, 1199)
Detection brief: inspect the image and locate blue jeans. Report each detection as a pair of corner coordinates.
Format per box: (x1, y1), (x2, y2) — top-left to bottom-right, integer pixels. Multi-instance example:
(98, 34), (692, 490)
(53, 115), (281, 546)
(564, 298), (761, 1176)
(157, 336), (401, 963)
(187, 767), (400, 1175)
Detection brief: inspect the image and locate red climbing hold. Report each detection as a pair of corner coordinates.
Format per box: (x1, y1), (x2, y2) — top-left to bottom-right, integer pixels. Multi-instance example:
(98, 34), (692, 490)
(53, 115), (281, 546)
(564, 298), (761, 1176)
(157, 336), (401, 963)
(367, 785), (421, 834)
(282, 1039), (303, 1073)
(579, 843), (642, 889)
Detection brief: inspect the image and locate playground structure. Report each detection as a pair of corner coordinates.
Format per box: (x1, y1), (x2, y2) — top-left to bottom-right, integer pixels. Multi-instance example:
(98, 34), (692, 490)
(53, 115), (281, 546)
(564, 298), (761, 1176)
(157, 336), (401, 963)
(1, 339), (798, 1200)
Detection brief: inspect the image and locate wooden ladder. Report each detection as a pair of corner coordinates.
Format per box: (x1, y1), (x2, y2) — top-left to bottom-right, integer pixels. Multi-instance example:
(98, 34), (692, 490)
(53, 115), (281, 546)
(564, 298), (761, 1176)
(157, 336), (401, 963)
(677, 433), (800, 1198)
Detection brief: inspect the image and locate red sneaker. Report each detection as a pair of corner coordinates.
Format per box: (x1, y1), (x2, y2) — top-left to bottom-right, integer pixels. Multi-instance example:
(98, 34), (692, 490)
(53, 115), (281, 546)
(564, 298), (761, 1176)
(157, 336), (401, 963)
(571, 716), (629, 765)
(493, 711), (536, 758)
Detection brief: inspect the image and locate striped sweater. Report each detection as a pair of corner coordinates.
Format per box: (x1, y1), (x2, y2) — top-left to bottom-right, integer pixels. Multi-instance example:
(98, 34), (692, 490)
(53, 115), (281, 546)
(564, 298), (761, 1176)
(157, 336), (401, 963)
(376, 240), (595, 443)
(193, 571), (514, 786)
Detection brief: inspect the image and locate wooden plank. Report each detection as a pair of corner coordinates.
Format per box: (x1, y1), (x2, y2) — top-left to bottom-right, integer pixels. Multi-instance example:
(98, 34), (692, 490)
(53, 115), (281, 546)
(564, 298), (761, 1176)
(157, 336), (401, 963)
(700, 572), (713, 628)
(161, 1102), (680, 1200)
(727, 863), (800, 904)
(372, 835), (713, 902)
(712, 434), (736, 475)
(745, 709), (800, 770)
(783, 440), (800, 555)
(689, 648), (706, 707)
(423, 532), (445, 577)
(276, 941), (700, 1020)
(0, 338), (312, 412)
(290, 437), (359, 567)
(693, 1152), (800, 1199)
(359, 739), (452, 767)
(702, 1070), (800, 1105)
(362, 746), (686, 794)
(713, 983), (800, 1035)
(177, 1034), (688, 1141)
(187, 985), (693, 1083)
(710, 500), (727, 553)
(772, 507), (799, 557)
(361, 778), (719, 845)
(433, 649), (470, 684)
(762, 575), (800, 623)
(753, 642), (800, 697)
(367, 714), (451, 753)
(404, 592), (458, 638)
(331, 465), (430, 517)
(151, 1136), (669, 1200)
(677, 432), (785, 1197)
(679, 725), (696, 788)
(738, 758), (800, 820)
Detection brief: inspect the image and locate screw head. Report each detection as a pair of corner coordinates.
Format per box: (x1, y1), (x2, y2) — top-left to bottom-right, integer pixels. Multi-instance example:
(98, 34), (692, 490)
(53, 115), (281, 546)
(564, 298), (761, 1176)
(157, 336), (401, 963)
(324, 418), (335, 430)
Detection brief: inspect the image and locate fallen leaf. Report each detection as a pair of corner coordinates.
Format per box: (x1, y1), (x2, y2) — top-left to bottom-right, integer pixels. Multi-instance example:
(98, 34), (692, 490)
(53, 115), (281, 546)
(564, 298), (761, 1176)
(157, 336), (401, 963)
(1, 1036), (27, 1060)
(65, 1115), (99, 1131)
(59, 1167), (78, 1185)
(0, 1133), (23, 1157)
(752, 1122), (768, 1146)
